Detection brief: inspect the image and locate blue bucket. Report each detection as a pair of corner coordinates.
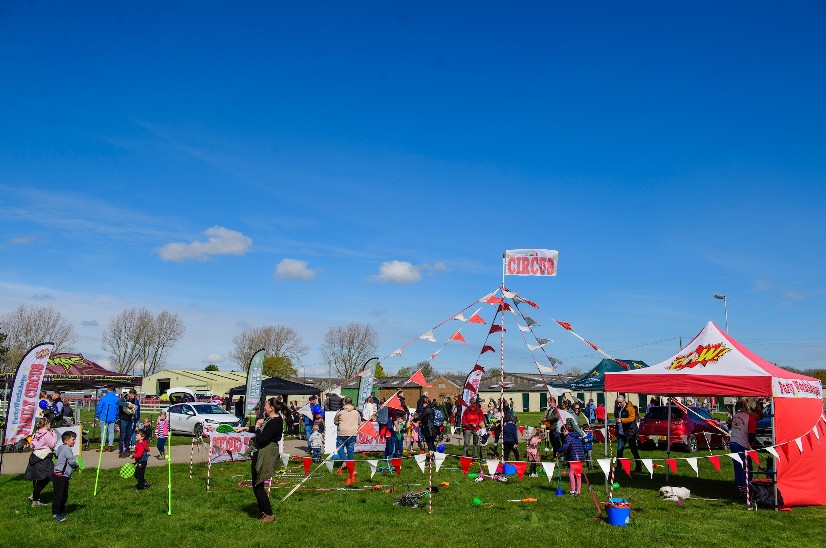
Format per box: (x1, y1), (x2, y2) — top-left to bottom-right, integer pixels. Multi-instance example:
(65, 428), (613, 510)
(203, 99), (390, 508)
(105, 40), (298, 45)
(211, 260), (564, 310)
(502, 463), (517, 476)
(606, 502), (631, 526)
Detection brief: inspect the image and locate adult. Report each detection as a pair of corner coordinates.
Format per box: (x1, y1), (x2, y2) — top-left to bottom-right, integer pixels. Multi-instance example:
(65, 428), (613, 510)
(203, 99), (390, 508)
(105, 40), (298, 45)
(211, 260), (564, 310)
(117, 390), (138, 458)
(584, 399), (596, 423)
(443, 397), (454, 426)
(416, 391), (429, 415)
(595, 401), (606, 423)
(572, 402), (589, 428)
(24, 417), (57, 506)
(235, 396), (246, 424)
(544, 401), (562, 454)
(419, 397), (438, 452)
(558, 401), (584, 437)
(223, 394), (232, 412)
(461, 397), (485, 460)
(615, 395), (642, 474)
(324, 391), (344, 412)
(362, 397), (375, 421)
(94, 386), (120, 452)
(333, 397), (361, 461)
(234, 396), (282, 523)
(729, 399), (753, 496)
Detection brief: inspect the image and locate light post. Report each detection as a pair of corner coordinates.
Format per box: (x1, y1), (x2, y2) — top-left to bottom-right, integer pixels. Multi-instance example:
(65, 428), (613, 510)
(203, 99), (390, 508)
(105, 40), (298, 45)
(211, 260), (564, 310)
(714, 294), (728, 332)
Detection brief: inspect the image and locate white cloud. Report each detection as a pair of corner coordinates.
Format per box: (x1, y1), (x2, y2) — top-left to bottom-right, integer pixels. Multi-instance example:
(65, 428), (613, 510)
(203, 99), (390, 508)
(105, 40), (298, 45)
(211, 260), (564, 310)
(202, 353), (225, 363)
(373, 260), (423, 284)
(158, 226), (252, 261)
(275, 258), (317, 280)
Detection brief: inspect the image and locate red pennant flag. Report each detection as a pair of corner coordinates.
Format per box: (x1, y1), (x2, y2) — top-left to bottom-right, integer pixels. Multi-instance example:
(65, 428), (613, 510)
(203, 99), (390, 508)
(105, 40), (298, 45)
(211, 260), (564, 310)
(619, 458), (631, 476)
(391, 458), (402, 476)
(468, 313), (486, 324)
(522, 298), (539, 308)
(708, 455), (721, 472)
(806, 432), (816, 450)
(302, 456), (312, 476)
(449, 331), (467, 344)
(557, 321), (572, 331)
(665, 459), (677, 474)
(612, 359), (630, 370)
(780, 443), (790, 461)
(345, 460), (356, 475)
(585, 340), (599, 351)
(409, 370), (432, 387)
(484, 295), (503, 305)
(459, 456), (473, 476)
(746, 450), (760, 466)
(510, 461), (528, 480)
(497, 303), (512, 312)
(385, 394), (404, 411)
(489, 324), (504, 334)
(481, 345), (495, 354)
(518, 426), (525, 436)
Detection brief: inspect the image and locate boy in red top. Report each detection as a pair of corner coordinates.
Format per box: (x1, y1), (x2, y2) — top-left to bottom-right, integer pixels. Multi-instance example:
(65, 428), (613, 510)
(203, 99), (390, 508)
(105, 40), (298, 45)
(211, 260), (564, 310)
(461, 397), (485, 461)
(595, 403), (606, 422)
(133, 429), (151, 490)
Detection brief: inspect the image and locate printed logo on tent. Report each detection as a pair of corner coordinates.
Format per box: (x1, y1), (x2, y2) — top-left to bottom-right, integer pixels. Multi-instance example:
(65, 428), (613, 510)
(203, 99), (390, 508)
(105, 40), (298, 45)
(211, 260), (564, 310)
(48, 354), (85, 373)
(667, 343), (731, 371)
(631, 362), (644, 369)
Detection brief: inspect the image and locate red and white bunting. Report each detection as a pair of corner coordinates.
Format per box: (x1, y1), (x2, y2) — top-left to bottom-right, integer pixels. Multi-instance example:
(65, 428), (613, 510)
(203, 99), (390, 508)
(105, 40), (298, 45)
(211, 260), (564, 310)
(685, 457), (699, 477)
(449, 330), (467, 344)
(419, 330), (436, 343)
(453, 312), (467, 322)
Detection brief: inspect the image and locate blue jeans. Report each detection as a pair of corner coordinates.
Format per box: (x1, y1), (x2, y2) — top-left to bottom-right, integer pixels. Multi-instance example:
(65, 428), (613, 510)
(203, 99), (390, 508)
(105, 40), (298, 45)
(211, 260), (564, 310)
(157, 437), (167, 456)
(305, 424), (313, 448)
(119, 419), (134, 454)
(101, 422), (116, 447)
(336, 435), (356, 461)
(730, 441), (750, 487)
(393, 435), (404, 458)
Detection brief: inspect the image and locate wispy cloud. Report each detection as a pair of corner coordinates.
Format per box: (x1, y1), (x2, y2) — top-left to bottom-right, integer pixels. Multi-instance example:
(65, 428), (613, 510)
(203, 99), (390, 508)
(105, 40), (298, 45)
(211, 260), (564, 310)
(31, 294), (54, 300)
(274, 258), (317, 280)
(202, 353), (225, 363)
(371, 260), (447, 284)
(8, 235), (36, 245)
(157, 226), (252, 261)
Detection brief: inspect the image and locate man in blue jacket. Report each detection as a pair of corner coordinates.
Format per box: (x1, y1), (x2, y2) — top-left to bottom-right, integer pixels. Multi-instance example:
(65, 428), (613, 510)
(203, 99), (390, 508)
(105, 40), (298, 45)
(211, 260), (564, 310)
(94, 386), (120, 452)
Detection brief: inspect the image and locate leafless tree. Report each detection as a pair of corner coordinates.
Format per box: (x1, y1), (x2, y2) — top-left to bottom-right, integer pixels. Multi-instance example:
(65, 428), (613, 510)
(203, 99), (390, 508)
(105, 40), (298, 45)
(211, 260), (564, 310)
(0, 304), (78, 372)
(230, 325), (308, 371)
(102, 308), (185, 375)
(321, 322), (378, 378)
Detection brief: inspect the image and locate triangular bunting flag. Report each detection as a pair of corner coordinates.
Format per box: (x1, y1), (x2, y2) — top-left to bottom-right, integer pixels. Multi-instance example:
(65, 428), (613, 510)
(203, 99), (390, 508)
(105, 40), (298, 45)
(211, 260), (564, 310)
(409, 369), (432, 387)
(486, 459), (500, 476)
(519, 297), (539, 308)
(518, 324), (532, 333)
(708, 455), (721, 472)
(517, 425), (525, 436)
(419, 331), (436, 343)
(795, 437), (804, 454)
(481, 345), (495, 354)
(806, 431), (816, 450)
(665, 459), (677, 474)
(389, 348), (403, 358)
(536, 363), (556, 374)
(597, 458), (612, 477)
(489, 324), (504, 334)
(485, 296), (503, 305)
(686, 457), (699, 477)
(303, 456), (313, 476)
(536, 337), (552, 345)
(281, 453), (290, 468)
(298, 402), (314, 420)
(641, 458), (654, 478)
(618, 458), (631, 476)
(511, 461), (528, 480)
(727, 453), (743, 467)
(497, 303), (512, 312)
(680, 435), (689, 445)
(325, 460), (334, 474)
(528, 343), (546, 351)
(780, 443), (790, 461)
(450, 426), (456, 435)
(526, 426), (535, 438)
(502, 289), (517, 299)
(468, 313), (486, 324)
(585, 340), (599, 351)
(524, 315), (538, 326)
(746, 450), (760, 466)
(765, 446), (781, 463)
(449, 330), (467, 344)
(367, 459), (378, 479)
(453, 313), (467, 322)
(812, 426), (821, 443)
(459, 456), (473, 476)
(434, 452), (447, 472)
(541, 461), (556, 482)
(414, 453), (428, 473)
(385, 394), (405, 411)
(391, 458), (402, 476)
(557, 321), (572, 331)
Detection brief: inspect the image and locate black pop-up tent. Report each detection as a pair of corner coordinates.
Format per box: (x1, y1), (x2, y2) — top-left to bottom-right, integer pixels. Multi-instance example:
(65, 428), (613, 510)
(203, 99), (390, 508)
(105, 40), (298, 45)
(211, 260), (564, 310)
(227, 376), (321, 398)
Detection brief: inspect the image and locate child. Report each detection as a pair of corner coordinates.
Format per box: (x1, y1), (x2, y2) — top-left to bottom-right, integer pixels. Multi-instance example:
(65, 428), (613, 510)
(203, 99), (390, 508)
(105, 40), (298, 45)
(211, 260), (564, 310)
(141, 417), (153, 441)
(133, 429), (151, 490)
(308, 424), (323, 462)
(393, 415), (406, 458)
(52, 431), (79, 522)
(526, 427), (544, 478)
(583, 430), (594, 470)
(155, 411), (169, 460)
(24, 417), (56, 506)
(560, 418), (585, 495)
(502, 415), (519, 461)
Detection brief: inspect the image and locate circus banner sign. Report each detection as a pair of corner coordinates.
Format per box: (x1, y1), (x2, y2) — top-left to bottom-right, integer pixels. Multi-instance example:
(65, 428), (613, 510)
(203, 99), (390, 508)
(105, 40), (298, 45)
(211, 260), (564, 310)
(4, 343), (54, 447)
(504, 249), (558, 276)
(207, 430), (254, 463)
(773, 378), (822, 399)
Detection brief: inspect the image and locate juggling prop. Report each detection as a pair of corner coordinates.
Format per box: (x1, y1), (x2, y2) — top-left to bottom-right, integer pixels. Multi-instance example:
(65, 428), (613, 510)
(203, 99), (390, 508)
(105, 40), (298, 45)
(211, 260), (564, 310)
(75, 455), (85, 470)
(119, 463), (136, 478)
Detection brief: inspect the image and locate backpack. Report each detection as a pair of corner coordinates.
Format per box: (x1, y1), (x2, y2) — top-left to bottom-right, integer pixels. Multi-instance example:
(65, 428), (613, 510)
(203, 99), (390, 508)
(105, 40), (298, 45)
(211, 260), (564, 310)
(433, 408), (445, 427)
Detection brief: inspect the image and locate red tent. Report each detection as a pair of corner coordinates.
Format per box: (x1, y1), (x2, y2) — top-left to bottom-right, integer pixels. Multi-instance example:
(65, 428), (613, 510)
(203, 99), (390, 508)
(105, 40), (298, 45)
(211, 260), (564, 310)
(605, 321), (825, 507)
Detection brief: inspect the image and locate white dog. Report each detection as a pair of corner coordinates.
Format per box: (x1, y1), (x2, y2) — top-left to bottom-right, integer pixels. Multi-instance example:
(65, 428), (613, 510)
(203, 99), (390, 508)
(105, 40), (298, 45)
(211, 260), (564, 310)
(659, 486), (691, 502)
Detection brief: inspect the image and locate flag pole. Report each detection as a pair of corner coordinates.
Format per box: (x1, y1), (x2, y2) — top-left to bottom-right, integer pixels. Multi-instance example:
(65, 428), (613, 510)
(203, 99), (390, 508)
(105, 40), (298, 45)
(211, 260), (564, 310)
(93, 423), (106, 496)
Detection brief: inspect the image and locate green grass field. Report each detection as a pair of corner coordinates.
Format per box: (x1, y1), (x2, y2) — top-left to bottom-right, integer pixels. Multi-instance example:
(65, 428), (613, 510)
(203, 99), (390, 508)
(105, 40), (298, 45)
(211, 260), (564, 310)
(2, 434), (823, 548)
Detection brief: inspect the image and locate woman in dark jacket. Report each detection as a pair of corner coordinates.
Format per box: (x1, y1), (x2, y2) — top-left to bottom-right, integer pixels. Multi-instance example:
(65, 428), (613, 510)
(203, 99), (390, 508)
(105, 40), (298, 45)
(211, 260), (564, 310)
(419, 398), (438, 452)
(235, 396), (283, 523)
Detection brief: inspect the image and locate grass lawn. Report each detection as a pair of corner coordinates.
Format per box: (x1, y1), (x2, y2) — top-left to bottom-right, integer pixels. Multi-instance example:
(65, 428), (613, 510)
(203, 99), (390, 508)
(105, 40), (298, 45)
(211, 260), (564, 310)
(2, 436), (823, 548)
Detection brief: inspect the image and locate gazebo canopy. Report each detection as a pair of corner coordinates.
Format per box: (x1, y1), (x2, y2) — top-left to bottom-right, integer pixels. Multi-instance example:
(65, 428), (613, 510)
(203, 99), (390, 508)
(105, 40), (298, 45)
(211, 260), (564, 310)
(228, 376), (321, 397)
(32, 353), (141, 389)
(568, 358), (648, 392)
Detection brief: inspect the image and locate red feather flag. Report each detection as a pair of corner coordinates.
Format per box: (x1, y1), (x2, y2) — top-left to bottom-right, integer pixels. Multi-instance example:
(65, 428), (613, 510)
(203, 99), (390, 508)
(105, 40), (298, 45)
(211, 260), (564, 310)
(449, 331), (467, 344)
(409, 370), (432, 387)
(557, 321), (572, 331)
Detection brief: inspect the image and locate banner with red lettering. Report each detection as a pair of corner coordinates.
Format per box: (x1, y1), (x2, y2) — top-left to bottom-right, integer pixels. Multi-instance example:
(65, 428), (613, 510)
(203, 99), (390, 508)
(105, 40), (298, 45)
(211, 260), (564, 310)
(207, 430), (254, 463)
(773, 377), (823, 399)
(3, 343), (54, 446)
(503, 249), (558, 277)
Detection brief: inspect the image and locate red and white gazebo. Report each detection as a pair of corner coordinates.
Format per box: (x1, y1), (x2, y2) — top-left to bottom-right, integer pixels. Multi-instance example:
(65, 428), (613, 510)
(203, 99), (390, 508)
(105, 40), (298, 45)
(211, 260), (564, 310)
(605, 321), (825, 507)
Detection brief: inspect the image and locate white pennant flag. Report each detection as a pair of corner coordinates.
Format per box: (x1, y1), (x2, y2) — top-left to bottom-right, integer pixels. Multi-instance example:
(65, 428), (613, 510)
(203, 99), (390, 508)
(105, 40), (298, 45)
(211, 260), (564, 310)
(486, 459), (500, 476)
(528, 343), (546, 351)
(297, 403), (313, 420)
(519, 324), (533, 333)
(281, 453), (290, 468)
(324, 460), (334, 474)
(541, 461), (556, 482)
(813, 426), (821, 443)
(389, 348), (403, 358)
(765, 446), (781, 463)
(641, 458), (654, 478)
(727, 452), (743, 466)
(503, 289), (517, 299)
(453, 313), (467, 322)
(536, 363), (556, 374)
(795, 437), (804, 453)
(536, 337), (553, 345)
(367, 459), (378, 479)
(414, 453), (428, 473)
(685, 457), (699, 477)
(419, 331), (437, 343)
(434, 452), (447, 472)
(597, 458), (612, 477)
(450, 426), (456, 436)
(680, 435), (688, 444)
(524, 315), (538, 326)
(526, 426), (535, 438)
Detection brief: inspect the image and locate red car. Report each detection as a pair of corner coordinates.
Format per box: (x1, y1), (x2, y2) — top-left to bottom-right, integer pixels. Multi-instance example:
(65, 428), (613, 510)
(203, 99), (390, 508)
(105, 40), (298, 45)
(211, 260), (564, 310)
(637, 405), (726, 453)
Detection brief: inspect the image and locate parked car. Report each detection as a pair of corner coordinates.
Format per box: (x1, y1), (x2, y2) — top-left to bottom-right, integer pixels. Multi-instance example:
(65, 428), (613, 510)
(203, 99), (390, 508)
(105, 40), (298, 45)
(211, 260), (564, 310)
(167, 402), (241, 436)
(638, 405), (726, 453)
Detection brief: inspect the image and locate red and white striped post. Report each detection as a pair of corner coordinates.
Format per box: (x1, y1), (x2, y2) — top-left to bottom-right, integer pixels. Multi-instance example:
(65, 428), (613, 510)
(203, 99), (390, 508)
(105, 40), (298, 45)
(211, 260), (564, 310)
(189, 438), (196, 480)
(428, 452), (433, 515)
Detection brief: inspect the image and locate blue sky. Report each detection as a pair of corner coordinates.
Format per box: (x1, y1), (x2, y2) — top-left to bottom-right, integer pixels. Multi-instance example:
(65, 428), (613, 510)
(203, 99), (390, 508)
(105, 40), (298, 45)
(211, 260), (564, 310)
(1, 2), (825, 375)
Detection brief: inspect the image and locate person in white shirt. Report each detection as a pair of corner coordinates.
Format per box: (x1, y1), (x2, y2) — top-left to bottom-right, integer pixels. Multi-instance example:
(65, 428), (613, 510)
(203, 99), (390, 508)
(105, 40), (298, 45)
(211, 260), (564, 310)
(362, 398), (375, 421)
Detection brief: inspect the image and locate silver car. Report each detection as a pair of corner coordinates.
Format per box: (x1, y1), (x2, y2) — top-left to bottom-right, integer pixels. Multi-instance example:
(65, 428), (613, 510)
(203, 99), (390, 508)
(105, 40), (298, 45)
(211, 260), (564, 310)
(167, 403), (241, 436)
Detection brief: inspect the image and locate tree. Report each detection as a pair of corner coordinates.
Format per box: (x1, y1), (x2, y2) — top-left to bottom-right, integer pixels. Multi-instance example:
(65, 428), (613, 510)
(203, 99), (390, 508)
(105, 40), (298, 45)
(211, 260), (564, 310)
(320, 322), (378, 378)
(204, 364), (219, 371)
(374, 362), (387, 379)
(102, 308), (185, 375)
(396, 366), (412, 378)
(0, 330), (9, 372)
(0, 304), (78, 373)
(263, 355), (297, 378)
(230, 325), (308, 372)
(416, 360), (436, 380)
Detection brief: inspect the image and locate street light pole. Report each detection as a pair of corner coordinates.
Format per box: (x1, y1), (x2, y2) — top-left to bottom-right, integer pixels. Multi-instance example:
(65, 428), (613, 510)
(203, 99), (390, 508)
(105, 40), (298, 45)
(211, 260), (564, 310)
(714, 294), (728, 332)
